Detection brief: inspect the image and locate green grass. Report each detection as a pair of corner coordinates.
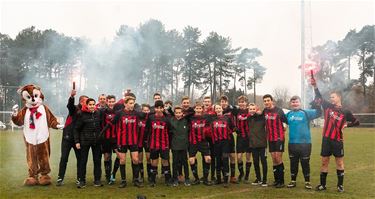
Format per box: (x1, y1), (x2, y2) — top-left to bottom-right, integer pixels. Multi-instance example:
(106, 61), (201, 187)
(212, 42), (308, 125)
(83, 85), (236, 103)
(0, 128), (374, 199)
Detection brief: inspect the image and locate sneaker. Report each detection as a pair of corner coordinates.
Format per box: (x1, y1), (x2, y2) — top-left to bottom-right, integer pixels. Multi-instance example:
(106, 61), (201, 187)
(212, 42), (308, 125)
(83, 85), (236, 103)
(192, 178), (200, 185)
(315, 184), (327, 191)
(199, 177), (205, 183)
(172, 179), (179, 187)
(275, 183), (285, 188)
(77, 181), (86, 188)
(56, 178), (64, 186)
(134, 180), (143, 188)
(203, 179), (213, 186)
(75, 179), (80, 185)
(93, 181), (103, 187)
(118, 180), (127, 188)
(108, 174), (116, 185)
(337, 185), (344, 193)
(287, 181), (296, 188)
(272, 181), (278, 186)
(184, 179), (191, 186)
(251, 179), (261, 186)
(261, 181), (268, 187)
(305, 182), (312, 189)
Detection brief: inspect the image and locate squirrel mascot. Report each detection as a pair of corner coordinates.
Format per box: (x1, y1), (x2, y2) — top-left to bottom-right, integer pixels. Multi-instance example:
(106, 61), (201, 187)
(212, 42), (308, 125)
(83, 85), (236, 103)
(11, 84), (62, 186)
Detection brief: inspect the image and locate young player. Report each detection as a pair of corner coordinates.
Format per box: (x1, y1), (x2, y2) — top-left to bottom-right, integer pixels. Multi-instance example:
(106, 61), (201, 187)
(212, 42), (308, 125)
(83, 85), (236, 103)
(56, 90), (87, 186)
(100, 95), (117, 184)
(203, 96), (217, 183)
(147, 100), (173, 187)
(311, 78), (359, 192)
(211, 104), (235, 188)
(187, 101), (213, 186)
(262, 94), (288, 188)
(286, 96), (321, 189)
(96, 94), (108, 109)
(220, 95), (237, 183)
(169, 106), (191, 186)
(74, 98), (103, 188)
(138, 104), (151, 183)
(247, 103), (268, 186)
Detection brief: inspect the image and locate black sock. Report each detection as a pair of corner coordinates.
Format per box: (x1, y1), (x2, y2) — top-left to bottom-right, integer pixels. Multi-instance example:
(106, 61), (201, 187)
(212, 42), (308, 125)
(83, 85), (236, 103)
(320, 172), (328, 186)
(203, 161), (210, 180)
(132, 163), (140, 180)
(147, 163), (151, 178)
(104, 160), (111, 179)
(113, 158), (120, 177)
(120, 164), (126, 181)
(139, 163), (144, 179)
(163, 166), (171, 182)
(337, 170), (344, 186)
(245, 162), (251, 179)
(273, 165), (278, 183)
(191, 163), (199, 180)
(279, 163), (284, 184)
(230, 163), (235, 177)
(151, 166), (157, 182)
(238, 161), (244, 176)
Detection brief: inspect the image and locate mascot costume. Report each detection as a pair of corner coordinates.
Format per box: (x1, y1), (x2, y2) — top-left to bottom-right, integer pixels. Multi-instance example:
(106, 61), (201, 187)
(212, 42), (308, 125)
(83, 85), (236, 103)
(11, 84), (61, 186)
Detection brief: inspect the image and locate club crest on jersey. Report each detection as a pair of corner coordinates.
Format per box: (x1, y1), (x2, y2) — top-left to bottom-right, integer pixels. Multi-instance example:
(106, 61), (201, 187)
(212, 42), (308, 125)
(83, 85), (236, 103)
(106, 114), (113, 120)
(329, 111), (342, 121)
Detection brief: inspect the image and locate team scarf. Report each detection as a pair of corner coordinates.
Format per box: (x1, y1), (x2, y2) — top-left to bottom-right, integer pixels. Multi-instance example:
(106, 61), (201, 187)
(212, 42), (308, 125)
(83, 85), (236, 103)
(29, 106), (42, 129)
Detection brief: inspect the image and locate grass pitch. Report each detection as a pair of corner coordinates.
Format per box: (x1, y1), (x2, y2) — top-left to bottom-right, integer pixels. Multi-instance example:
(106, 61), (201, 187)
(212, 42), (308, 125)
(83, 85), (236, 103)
(0, 128), (374, 199)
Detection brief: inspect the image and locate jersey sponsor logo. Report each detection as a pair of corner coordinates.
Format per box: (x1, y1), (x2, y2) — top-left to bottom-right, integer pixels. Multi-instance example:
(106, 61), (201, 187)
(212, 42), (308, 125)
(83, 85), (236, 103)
(138, 121), (146, 127)
(289, 115), (303, 121)
(265, 114), (276, 120)
(214, 122), (226, 128)
(192, 122), (205, 128)
(153, 123), (165, 129)
(122, 117), (136, 124)
(237, 115), (248, 120)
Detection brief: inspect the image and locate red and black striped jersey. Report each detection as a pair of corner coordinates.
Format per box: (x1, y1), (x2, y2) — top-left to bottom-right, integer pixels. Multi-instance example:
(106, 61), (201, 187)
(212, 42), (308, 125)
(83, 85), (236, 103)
(137, 118), (147, 148)
(100, 108), (116, 140)
(235, 108), (250, 138)
(314, 88), (359, 141)
(111, 110), (143, 146)
(146, 114), (171, 150)
(188, 115), (211, 145)
(263, 106), (288, 142)
(211, 115), (234, 143)
(203, 107), (215, 138)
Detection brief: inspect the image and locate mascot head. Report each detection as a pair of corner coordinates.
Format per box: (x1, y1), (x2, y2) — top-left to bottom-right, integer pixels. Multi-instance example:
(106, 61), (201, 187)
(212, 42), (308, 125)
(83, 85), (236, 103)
(17, 84), (44, 108)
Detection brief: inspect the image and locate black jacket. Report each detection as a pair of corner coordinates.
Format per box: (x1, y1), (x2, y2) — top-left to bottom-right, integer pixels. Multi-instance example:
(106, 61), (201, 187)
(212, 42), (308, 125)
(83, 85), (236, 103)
(169, 117), (189, 150)
(248, 113), (267, 148)
(62, 97), (81, 141)
(74, 110), (102, 146)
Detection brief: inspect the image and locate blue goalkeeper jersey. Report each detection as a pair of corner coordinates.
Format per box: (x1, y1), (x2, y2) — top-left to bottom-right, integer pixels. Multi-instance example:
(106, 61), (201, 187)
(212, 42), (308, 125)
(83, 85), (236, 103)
(286, 109), (320, 144)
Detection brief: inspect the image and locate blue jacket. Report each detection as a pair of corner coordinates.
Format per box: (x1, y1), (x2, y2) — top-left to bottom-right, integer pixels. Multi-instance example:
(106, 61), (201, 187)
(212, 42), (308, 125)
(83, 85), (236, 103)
(287, 109), (320, 144)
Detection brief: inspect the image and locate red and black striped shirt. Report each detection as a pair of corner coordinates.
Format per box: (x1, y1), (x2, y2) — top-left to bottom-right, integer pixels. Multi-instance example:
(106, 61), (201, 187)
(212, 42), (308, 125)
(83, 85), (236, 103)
(189, 115), (210, 145)
(147, 114), (171, 150)
(112, 110), (140, 146)
(100, 108), (116, 140)
(211, 115), (234, 143)
(314, 88), (359, 141)
(235, 109), (250, 138)
(203, 107), (215, 138)
(263, 106), (287, 142)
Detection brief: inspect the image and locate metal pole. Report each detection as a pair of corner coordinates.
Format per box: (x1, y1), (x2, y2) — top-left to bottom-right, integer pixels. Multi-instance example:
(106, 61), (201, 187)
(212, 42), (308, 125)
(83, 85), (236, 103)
(301, 0), (306, 108)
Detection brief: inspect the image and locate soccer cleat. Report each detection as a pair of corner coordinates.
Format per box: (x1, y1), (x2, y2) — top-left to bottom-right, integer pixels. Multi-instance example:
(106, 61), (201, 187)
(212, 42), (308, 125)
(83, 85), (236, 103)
(118, 180), (127, 188)
(275, 182), (285, 188)
(305, 182), (312, 189)
(337, 185), (344, 193)
(75, 179), (80, 185)
(108, 174), (116, 185)
(192, 178), (200, 185)
(56, 178), (64, 186)
(133, 179), (143, 188)
(93, 180), (103, 187)
(251, 179), (261, 186)
(287, 181), (296, 188)
(172, 179), (179, 187)
(261, 181), (268, 187)
(315, 184), (327, 191)
(77, 181), (86, 188)
(184, 178), (191, 186)
(203, 179), (213, 186)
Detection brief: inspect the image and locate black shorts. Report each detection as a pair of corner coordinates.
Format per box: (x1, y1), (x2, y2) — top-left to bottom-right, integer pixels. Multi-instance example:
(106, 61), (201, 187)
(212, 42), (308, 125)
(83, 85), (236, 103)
(189, 141), (210, 157)
(229, 134), (235, 153)
(288, 143), (311, 159)
(321, 138), (344, 157)
(116, 145), (138, 153)
(214, 140), (231, 155)
(138, 144), (150, 153)
(150, 149), (170, 160)
(101, 140), (116, 154)
(268, 140), (285, 152)
(236, 136), (251, 153)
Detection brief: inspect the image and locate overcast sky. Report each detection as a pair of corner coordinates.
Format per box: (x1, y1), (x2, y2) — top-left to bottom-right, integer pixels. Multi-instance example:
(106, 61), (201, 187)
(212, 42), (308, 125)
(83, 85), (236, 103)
(1, 0), (374, 96)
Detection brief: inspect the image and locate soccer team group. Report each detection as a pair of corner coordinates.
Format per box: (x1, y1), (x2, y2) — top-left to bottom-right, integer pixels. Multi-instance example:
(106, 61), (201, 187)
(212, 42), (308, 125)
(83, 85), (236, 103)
(56, 78), (359, 193)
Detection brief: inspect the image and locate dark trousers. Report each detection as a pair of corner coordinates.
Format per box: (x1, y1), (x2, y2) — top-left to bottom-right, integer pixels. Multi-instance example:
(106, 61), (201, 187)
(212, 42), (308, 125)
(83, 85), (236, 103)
(289, 143), (311, 182)
(252, 147), (268, 182)
(214, 141), (230, 182)
(57, 138), (81, 180)
(172, 150), (189, 179)
(79, 144), (102, 182)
